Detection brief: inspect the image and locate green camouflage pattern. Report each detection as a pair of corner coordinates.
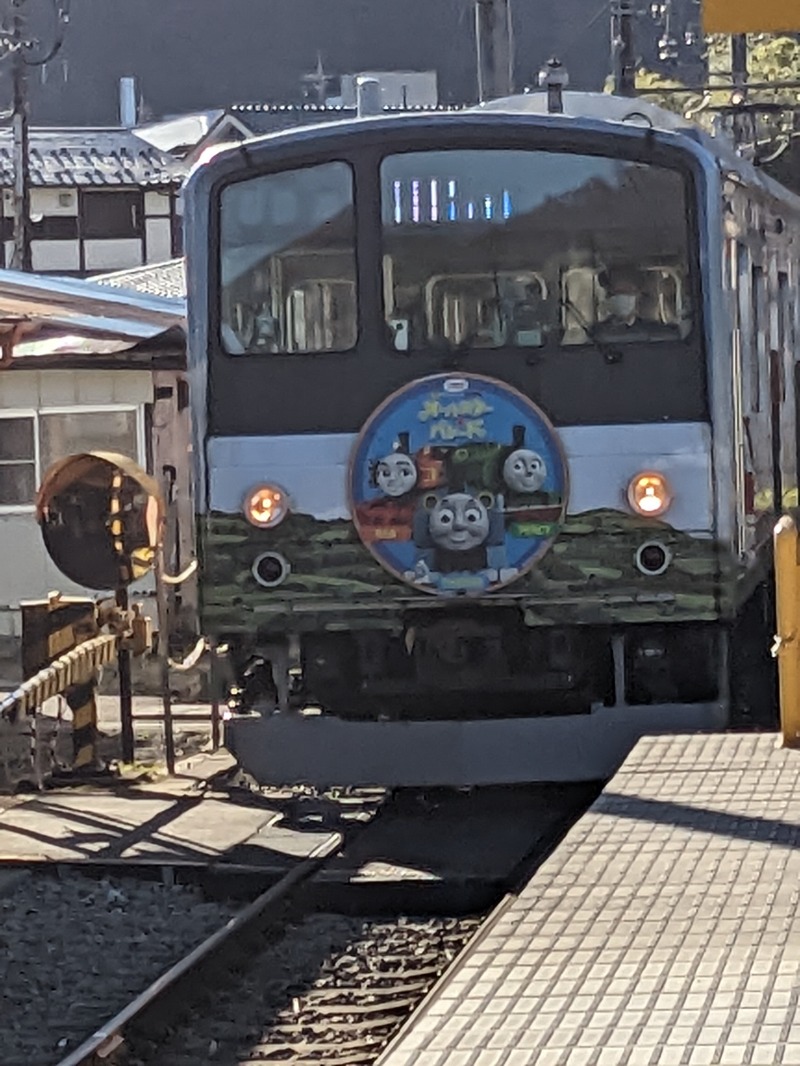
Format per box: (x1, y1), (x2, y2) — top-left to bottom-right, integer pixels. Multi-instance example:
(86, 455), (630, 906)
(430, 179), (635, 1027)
(199, 509), (741, 635)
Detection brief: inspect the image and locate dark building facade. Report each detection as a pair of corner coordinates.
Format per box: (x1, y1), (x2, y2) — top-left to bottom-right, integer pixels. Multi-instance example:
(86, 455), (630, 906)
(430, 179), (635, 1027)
(13, 0), (703, 127)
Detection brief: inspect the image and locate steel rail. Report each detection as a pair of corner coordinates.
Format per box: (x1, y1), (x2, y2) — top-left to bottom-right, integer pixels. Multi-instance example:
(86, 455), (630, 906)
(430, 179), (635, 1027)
(54, 830), (344, 1066)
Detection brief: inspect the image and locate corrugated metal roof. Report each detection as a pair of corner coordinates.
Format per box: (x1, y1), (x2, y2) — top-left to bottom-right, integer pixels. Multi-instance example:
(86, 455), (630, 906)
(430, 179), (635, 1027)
(0, 266), (185, 360)
(0, 128), (187, 187)
(94, 258), (186, 299)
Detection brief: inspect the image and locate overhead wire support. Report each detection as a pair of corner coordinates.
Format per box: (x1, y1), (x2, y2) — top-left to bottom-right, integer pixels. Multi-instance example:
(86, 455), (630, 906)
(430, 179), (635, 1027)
(474, 0), (513, 102)
(611, 0), (637, 97)
(6, 0), (70, 272)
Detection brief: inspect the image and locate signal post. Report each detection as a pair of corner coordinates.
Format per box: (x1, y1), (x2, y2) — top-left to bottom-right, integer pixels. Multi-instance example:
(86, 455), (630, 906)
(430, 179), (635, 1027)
(1, 452), (165, 781)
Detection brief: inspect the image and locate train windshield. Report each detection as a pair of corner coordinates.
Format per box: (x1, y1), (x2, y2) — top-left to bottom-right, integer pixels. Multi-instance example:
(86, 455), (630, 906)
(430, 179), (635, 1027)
(380, 150), (692, 352)
(219, 161), (357, 355)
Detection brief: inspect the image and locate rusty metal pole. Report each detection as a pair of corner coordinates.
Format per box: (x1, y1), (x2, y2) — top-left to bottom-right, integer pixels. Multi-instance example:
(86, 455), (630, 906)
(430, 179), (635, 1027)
(772, 516), (800, 747)
(155, 545), (176, 774)
(209, 639), (221, 753)
(116, 586), (135, 763)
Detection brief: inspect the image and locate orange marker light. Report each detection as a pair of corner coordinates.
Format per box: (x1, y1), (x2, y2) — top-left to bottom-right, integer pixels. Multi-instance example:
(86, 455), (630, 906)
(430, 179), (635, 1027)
(244, 485), (288, 529)
(627, 472), (672, 518)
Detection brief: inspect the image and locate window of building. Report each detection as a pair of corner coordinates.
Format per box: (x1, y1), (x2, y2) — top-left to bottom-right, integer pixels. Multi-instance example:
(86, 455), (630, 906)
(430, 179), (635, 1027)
(80, 190), (143, 239)
(219, 161), (357, 354)
(0, 407), (142, 510)
(0, 415), (37, 507)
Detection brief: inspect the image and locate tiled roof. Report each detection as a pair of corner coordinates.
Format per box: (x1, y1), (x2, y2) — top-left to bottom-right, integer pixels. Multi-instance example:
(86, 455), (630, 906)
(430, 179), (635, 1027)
(0, 128), (187, 186)
(93, 258), (186, 300)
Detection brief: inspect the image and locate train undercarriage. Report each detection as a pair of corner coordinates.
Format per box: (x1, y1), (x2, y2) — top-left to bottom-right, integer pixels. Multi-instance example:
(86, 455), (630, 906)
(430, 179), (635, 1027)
(214, 584), (777, 787)
(226, 618), (719, 717)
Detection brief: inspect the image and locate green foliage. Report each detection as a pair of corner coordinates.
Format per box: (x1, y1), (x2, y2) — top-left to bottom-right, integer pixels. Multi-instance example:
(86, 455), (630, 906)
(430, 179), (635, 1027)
(706, 33), (800, 90)
(612, 34), (800, 192)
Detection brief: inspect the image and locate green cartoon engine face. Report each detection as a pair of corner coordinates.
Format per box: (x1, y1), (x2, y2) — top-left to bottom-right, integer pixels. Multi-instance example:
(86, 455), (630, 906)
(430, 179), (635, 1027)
(502, 449), (547, 494)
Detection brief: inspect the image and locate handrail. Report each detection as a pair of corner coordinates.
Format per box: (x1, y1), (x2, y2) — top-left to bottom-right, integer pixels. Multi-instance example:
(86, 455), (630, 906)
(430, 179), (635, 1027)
(772, 515), (800, 748)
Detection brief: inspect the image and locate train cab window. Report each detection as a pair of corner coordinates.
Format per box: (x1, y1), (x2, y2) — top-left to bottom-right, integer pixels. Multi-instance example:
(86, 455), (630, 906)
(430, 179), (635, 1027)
(380, 149), (693, 353)
(218, 161), (357, 354)
(561, 264), (690, 345)
(419, 271), (548, 351)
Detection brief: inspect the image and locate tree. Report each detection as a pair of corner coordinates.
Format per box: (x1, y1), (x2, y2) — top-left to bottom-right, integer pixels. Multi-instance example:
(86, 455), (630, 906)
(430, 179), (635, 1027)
(612, 35), (800, 192)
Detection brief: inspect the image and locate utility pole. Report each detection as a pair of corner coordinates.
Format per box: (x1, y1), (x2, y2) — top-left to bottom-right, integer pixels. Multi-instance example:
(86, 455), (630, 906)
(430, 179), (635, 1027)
(611, 0), (637, 97)
(475, 0), (513, 102)
(10, 0), (30, 272)
(7, 0), (70, 273)
(730, 34), (750, 153)
(731, 34), (748, 91)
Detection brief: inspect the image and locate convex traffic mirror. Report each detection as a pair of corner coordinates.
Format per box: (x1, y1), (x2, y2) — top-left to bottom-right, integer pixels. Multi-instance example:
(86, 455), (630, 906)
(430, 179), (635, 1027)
(36, 452), (163, 590)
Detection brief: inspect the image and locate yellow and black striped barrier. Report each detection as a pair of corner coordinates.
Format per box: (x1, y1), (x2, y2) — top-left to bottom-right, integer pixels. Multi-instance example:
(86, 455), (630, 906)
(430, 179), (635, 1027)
(773, 515), (800, 748)
(0, 632), (118, 727)
(65, 678), (101, 771)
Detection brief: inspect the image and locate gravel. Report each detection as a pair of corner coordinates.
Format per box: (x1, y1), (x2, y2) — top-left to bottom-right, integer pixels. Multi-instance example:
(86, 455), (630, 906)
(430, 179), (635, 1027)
(0, 871), (240, 1066)
(134, 912), (482, 1066)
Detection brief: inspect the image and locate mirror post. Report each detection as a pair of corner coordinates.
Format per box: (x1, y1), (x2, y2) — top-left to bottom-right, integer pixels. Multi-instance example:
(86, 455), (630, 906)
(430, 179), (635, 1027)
(116, 585), (135, 764)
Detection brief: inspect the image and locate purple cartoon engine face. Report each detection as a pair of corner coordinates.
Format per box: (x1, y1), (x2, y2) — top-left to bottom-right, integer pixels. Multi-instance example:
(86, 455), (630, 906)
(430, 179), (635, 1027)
(503, 449), (547, 494)
(429, 493), (491, 552)
(374, 453), (418, 498)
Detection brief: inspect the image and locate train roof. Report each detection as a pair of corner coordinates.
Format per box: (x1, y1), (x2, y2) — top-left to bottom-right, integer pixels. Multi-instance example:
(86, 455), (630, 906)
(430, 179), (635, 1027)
(187, 91), (800, 214)
(477, 91), (701, 135)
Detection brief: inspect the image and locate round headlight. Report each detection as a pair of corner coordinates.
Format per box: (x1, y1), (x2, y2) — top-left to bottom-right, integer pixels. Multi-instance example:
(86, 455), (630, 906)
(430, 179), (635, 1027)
(252, 551), (290, 588)
(244, 484), (288, 529)
(635, 541), (671, 576)
(627, 472), (672, 518)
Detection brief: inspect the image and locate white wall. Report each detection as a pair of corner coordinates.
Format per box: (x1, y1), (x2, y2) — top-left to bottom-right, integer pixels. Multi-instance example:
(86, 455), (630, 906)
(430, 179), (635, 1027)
(0, 368), (154, 633)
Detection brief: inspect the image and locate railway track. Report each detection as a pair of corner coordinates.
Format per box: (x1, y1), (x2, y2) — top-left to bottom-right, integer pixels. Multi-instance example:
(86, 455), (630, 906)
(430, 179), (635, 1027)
(4, 782), (596, 1066)
(135, 911), (482, 1066)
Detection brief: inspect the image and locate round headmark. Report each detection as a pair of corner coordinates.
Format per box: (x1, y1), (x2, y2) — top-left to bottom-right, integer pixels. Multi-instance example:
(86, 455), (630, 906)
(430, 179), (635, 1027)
(349, 374), (568, 595)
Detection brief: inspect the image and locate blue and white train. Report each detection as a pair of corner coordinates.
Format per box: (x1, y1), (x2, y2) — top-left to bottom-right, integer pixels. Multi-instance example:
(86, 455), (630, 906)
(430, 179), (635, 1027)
(183, 90), (799, 785)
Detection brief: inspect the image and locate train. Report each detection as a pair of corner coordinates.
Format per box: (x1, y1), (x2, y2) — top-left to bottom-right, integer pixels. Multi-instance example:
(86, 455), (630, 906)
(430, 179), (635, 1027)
(182, 89), (799, 786)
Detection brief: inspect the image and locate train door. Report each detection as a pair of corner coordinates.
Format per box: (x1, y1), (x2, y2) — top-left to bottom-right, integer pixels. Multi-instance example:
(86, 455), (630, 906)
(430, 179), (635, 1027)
(770, 348), (784, 514)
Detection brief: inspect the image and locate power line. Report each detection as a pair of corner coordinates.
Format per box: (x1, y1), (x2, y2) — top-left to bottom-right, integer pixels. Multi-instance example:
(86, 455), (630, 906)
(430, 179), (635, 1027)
(5, 0), (69, 272)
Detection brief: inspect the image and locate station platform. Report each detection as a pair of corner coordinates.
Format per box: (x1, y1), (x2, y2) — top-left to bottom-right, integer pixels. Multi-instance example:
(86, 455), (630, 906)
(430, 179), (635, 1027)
(379, 732), (800, 1066)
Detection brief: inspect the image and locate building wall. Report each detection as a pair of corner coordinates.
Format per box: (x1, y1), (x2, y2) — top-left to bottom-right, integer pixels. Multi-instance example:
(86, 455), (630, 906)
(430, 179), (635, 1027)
(1, 187), (179, 276)
(0, 368), (154, 637)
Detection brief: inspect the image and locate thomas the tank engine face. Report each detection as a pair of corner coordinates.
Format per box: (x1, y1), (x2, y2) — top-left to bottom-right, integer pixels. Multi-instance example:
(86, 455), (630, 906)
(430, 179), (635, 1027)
(429, 493), (491, 552)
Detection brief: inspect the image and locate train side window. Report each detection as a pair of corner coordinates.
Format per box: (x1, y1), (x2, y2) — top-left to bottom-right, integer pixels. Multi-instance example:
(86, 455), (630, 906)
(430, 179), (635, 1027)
(778, 271), (790, 356)
(752, 264), (766, 412)
(218, 161), (357, 355)
(736, 244), (754, 411)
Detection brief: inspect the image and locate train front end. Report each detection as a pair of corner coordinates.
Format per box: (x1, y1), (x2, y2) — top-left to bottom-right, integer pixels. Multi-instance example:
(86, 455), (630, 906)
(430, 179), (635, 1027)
(185, 105), (734, 786)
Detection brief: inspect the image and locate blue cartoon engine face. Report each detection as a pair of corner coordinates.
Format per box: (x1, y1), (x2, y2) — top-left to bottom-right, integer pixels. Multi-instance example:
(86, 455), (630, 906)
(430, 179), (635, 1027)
(429, 492), (490, 552)
(350, 374), (568, 596)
